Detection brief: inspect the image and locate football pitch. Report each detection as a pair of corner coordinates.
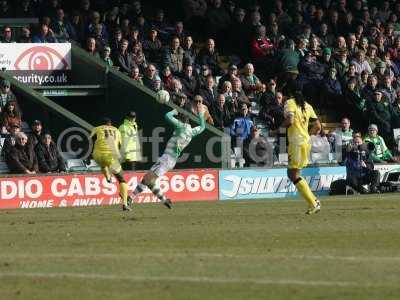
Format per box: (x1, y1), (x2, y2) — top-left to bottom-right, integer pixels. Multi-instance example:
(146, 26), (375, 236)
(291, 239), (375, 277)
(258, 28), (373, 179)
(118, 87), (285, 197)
(1, 195), (400, 300)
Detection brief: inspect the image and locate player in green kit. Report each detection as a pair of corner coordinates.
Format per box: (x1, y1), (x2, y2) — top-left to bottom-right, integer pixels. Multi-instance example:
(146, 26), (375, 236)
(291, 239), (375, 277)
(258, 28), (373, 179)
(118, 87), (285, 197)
(130, 102), (206, 209)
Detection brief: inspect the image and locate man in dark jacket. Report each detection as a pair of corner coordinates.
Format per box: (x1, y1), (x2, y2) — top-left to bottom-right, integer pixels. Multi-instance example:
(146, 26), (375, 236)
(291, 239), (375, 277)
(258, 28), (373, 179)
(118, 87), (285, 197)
(179, 64), (198, 100)
(27, 120), (45, 148)
(199, 75), (218, 107)
(6, 132), (38, 174)
(35, 134), (66, 173)
(197, 38), (222, 76)
(366, 89), (393, 146)
(259, 92), (285, 130)
(1, 124), (20, 158)
(345, 135), (380, 193)
(210, 94), (233, 131)
(114, 39), (135, 75)
(322, 67), (342, 110)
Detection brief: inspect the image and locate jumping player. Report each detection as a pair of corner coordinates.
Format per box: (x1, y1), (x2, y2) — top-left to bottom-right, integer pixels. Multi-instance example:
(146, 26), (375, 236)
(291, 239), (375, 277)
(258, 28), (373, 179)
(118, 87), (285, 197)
(283, 89), (322, 214)
(130, 102), (206, 209)
(90, 118), (131, 211)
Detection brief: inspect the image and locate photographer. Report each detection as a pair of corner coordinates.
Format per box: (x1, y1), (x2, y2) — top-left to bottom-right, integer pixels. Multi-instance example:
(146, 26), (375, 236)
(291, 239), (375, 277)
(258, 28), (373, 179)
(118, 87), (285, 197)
(345, 135), (380, 194)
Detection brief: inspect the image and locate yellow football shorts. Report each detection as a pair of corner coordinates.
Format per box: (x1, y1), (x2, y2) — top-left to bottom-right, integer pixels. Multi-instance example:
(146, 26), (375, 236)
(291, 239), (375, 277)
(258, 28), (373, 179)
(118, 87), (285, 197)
(93, 151), (122, 174)
(288, 143), (311, 169)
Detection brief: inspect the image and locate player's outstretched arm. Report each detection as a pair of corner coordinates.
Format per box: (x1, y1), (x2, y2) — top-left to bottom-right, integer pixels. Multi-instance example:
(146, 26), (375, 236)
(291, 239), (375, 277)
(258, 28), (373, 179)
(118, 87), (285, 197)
(192, 105), (206, 136)
(165, 109), (183, 129)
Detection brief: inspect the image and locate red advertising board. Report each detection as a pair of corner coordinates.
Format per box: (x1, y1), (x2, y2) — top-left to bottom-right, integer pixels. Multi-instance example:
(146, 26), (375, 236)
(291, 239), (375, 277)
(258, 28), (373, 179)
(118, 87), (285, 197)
(0, 169), (219, 209)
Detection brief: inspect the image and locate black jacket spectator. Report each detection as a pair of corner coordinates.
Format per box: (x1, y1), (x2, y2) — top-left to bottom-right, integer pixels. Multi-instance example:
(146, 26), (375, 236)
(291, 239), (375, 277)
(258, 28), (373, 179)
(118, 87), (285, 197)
(182, 36), (197, 66)
(210, 95), (233, 130)
(35, 136), (66, 173)
(367, 90), (394, 144)
(259, 92), (285, 130)
(27, 120), (45, 148)
(114, 40), (135, 74)
(204, 1), (231, 38)
(1, 125), (19, 158)
(199, 85), (218, 108)
(197, 39), (222, 76)
(6, 133), (38, 174)
(142, 29), (163, 66)
(345, 136), (380, 194)
(180, 65), (198, 99)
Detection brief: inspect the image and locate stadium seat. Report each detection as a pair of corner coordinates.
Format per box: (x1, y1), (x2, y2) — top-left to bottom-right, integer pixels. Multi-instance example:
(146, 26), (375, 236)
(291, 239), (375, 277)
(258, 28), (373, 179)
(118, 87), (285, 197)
(0, 161), (10, 174)
(85, 159), (101, 172)
(310, 152), (330, 164)
(230, 147), (245, 168)
(329, 153), (338, 163)
(60, 152), (78, 160)
(277, 153), (288, 166)
(66, 159), (87, 172)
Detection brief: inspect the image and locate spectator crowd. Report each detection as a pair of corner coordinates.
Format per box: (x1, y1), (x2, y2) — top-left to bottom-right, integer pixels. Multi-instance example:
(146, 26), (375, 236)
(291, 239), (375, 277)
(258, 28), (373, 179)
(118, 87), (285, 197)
(3, 0), (400, 169)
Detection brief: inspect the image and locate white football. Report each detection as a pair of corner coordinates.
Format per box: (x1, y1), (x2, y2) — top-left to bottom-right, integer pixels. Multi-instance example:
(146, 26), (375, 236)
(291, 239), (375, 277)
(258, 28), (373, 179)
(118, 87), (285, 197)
(156, 90), (170, 104)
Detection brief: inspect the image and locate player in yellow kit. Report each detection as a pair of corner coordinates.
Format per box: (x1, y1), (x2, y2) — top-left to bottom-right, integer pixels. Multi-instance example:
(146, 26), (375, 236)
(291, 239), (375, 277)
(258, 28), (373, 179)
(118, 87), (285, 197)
(283, 89), (322, 214)
(90, 118), (131, 211)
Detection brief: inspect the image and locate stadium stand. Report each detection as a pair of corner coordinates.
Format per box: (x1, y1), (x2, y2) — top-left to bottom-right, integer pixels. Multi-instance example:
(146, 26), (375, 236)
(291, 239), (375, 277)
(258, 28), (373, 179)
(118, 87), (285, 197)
(2, 0), (400, 174)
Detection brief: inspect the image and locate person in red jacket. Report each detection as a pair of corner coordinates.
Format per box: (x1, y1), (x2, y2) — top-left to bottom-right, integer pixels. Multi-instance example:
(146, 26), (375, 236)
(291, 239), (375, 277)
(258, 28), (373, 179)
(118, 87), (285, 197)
(250, 25), (273, 73)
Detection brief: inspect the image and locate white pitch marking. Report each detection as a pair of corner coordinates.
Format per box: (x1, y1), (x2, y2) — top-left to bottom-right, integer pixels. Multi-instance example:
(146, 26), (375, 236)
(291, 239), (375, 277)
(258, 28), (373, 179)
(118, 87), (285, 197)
(0, 272), (395, 288)
(0, 253), (400, 262)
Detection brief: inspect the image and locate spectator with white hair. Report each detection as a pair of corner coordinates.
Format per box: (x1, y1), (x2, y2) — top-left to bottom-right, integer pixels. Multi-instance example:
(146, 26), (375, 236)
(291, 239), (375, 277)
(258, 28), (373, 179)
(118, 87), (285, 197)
(6, 132), (38, 174)
(240, 63), (262, 101)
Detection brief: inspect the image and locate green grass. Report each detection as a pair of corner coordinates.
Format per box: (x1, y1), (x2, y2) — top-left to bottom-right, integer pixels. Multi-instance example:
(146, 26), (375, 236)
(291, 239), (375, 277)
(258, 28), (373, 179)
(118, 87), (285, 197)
(1, 194), (400, 300)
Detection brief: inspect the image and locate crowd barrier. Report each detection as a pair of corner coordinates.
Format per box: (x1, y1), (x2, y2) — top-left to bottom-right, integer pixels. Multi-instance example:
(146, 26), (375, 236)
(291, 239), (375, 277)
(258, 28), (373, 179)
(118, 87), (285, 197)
(1, 165), (399, 209)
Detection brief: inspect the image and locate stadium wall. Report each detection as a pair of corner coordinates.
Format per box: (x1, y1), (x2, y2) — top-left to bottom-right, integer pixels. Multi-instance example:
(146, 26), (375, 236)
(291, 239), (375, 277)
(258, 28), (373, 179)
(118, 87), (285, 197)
(1, 164), (399, 209)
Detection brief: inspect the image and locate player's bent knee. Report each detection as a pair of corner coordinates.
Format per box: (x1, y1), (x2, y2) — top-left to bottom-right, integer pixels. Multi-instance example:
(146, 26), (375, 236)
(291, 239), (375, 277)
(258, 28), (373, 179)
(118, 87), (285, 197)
(287, 169), (300, 183)
(142, 172), (157, 188)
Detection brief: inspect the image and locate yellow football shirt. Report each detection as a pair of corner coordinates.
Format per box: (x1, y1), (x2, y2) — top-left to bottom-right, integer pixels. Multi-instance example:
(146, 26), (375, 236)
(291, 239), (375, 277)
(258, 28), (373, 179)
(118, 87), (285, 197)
(90, 125), (121, 156)
(284, 98), (317, 145)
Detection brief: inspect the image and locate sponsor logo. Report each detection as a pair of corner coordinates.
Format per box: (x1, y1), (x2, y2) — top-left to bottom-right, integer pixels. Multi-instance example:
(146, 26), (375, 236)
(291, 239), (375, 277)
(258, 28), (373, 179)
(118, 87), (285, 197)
(0, 170), (218, 209)
(14, 46), (69, 70)
(219, 167), (347, 200)
(220, 174), (345, 198)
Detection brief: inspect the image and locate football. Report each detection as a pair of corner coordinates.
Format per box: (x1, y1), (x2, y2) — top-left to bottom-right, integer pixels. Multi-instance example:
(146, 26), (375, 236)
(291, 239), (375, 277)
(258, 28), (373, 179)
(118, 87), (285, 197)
(156, 90), (170, 104)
